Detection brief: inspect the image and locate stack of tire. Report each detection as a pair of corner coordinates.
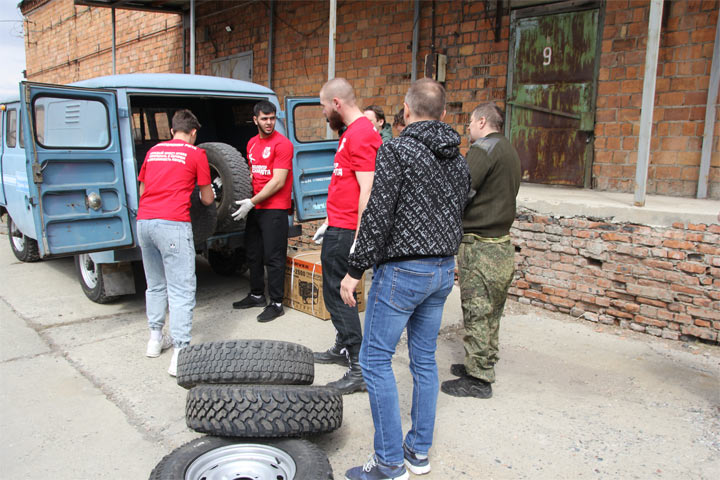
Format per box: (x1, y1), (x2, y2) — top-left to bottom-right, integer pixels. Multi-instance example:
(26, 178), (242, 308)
(149, 339), (343, 479)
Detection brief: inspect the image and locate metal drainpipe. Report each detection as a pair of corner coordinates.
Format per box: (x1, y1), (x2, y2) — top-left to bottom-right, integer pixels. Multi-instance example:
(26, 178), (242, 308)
(190, 0), (196, 75)
(111, 8), (116, 74)
(633, 0), (664, 207)
(411, 0), (419, 82)
(696, 11), (720, 199)
(268, 0), (275, 89)
(326, 0), (336, 139)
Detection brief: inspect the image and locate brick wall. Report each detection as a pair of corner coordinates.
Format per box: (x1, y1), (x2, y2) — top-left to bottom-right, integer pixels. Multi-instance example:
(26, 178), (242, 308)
(594, 0), (720, 198)
(509, 209), (720, 343)
(22, 0), (183, 83)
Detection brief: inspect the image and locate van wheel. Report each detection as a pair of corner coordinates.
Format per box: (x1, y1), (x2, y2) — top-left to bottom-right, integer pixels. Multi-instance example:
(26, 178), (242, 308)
(186, 384), (343, 437)
(149, 437), (334, 480)
(75, 254), (118, 304)
(198, 142), (253, 233)
(207, 247), (247, 276)
(7, 216), (40, 262)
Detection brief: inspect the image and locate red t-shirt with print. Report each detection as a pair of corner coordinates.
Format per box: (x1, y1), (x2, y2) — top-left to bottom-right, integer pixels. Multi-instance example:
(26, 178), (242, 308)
(137, 139), (211, 222)
(247, 130), (294, 209)
(326, 116), (381, 229)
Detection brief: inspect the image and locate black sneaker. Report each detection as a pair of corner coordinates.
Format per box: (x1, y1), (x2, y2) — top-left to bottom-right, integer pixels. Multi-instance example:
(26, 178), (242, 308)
(441, 375), (492, 399)
(257, 303), (284, 323)
(403, 443), (431, 475)
(314, 343), (348, 366)
(232, 294), (266, 309)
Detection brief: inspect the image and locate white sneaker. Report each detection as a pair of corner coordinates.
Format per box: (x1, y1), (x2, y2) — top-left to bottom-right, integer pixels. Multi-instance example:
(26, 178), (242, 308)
(146, 334), (173, 358)
(168, 347), (183, 377)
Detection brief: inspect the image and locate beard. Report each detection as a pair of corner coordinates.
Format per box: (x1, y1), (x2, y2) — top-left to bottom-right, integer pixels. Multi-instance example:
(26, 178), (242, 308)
(326, 109), (345, 132)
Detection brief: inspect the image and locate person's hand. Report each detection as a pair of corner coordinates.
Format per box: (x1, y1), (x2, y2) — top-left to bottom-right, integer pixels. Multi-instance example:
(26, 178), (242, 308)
(340, 274), (360, 307)
(232, 199), (254, 221)
(313, 222), (328, 244)
(350, 239), (357, 255)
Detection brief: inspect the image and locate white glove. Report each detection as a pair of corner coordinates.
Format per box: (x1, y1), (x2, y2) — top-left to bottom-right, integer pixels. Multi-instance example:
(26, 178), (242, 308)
(313, 222), (329, 244)
(350, 239), (357, 255)
(232, 198), (254, 221)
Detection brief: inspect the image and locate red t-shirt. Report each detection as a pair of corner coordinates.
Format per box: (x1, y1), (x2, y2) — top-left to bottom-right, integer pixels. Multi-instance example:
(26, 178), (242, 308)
(247, 130), (293, 209)
(326, 116), (381, 229)
(137, 139), (212, 222)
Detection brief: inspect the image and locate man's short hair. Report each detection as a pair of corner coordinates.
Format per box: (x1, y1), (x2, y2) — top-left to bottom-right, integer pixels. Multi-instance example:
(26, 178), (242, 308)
(320, 77), (356, 104)
(404, 78), (445, 120)
(172, 109), (201, 133)
(363, 105), (386, 123)
(394, 108), (405, 127)
(471, 103), (504, 131)
(254, 100), (277, 117)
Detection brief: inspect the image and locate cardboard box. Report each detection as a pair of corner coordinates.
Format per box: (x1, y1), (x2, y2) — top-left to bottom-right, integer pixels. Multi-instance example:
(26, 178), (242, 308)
(284, 250), (365, 320)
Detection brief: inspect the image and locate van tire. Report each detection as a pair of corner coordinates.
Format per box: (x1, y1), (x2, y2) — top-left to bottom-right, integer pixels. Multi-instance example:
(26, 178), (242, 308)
(75, 254), (118, 304)
(198, 142), (252, 233)
(148, 436), (334, 480)
(177, 339), (314, 389)
(189, 187), (217, 250)
(186, 384), (343, 438)
(7, 216), (40, 262)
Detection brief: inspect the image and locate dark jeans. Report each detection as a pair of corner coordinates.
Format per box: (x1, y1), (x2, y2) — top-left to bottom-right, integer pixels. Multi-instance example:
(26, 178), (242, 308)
(321, 226), (362, 354)
(245, 208), (289, 303)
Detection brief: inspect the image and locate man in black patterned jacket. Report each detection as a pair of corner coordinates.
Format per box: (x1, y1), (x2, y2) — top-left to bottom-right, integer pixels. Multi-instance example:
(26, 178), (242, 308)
(339, 78), (470, 480)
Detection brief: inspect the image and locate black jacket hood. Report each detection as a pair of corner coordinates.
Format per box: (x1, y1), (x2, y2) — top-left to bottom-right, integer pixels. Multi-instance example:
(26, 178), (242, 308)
(400, 120), (461, 161)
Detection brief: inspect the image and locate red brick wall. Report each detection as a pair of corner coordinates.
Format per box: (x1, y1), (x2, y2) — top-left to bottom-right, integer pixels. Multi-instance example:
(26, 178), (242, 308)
(22, 0), (183, 84)
(595, 0), (720, 197)
(509, 210), (720, 343)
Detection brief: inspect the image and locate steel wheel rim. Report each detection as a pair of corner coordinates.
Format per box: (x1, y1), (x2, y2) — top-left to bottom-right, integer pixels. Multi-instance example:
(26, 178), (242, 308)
(10, 222), (25, 252)
(78, 254), (98, 289)
(185, 444), (297, 480)
(209, 164), (224, 207)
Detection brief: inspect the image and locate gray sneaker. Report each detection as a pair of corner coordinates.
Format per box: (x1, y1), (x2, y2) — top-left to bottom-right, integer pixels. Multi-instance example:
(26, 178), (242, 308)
(403, 444), (431, 475)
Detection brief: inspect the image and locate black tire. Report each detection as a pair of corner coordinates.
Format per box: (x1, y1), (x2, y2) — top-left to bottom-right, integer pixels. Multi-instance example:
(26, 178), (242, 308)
(74, 254), (119, 304)
(206, 247), (247, 276)
(186, 384), (343, 438)
(177, 339), (315, 389)
(198, 142), (252, 233)
(7, 216), (40, 262)
(189, 186), (217, 250)
(149, 436), (334, 480)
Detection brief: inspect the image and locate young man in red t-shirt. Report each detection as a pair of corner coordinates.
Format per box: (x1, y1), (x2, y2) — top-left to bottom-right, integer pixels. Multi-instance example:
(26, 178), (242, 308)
(137, 109), (214, 376)
(312, 78), (381, 394)
(231, 100), (293, 323)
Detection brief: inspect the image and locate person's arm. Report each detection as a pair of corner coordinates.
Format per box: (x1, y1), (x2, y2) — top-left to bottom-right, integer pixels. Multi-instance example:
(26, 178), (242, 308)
(354, 170), (374, 238)
(199, 184), (214, 206)
(139, 181), (145, 197)
(466, 145), (492, 192)
(249, 168), (289, 205)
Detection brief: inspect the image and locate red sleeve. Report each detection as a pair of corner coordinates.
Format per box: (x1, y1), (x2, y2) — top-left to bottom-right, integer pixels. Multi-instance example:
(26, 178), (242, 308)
(274, 137), (293, 170)
(196, 149), (212, 185)
(350, 128), (380, 172)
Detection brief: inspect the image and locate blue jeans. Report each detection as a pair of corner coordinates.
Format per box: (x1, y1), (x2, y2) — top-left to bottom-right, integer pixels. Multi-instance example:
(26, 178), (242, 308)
(359, 256), (456, 466)
(137, 219), (196, 348)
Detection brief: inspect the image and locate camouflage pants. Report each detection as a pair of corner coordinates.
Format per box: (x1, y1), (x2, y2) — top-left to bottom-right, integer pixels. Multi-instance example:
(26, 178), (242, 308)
(458, 236), (515, 383)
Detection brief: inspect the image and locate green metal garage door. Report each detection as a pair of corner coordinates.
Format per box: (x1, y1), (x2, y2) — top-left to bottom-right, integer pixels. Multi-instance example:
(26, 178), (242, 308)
(507, 4), (602, 187)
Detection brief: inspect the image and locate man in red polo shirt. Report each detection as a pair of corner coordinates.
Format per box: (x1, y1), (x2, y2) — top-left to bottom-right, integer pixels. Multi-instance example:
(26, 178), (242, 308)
(231, 100), (293, 323)
(137, 109), (213, 377)
(312, 78), (381, 394)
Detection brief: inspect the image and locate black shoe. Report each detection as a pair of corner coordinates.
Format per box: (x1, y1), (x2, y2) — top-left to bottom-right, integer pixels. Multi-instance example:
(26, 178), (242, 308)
(441, 375), (492, 399)
(327, 351), (366, 394)
(257, 303), (284, 323)
(233, 294), (267, 309)
(313, 343), (348, 366)
(450, 363), (466, 377)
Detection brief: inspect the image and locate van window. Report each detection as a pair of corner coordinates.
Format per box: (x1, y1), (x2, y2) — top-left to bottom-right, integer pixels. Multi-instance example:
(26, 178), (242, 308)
(6, 109), (17, 148)
(19, 111), (24, 148)
(292, 104), (338, 143)
(33, 96), (110, 148)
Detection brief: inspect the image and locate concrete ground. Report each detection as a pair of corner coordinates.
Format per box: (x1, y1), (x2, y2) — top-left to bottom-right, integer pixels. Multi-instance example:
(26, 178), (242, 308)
(0, 227), (718, 479)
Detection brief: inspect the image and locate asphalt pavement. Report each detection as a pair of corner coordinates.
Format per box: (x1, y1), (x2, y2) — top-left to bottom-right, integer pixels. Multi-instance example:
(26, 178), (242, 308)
(0, 226), (718, 479)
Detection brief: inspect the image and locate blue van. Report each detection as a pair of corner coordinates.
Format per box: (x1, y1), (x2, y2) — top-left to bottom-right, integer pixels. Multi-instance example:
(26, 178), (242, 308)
(0, 74), (336, 303)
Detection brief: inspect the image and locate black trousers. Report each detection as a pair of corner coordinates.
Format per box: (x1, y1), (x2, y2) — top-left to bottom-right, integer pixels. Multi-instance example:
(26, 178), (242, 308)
(245, 208), (289, 303)
(320, 226), (362, 355)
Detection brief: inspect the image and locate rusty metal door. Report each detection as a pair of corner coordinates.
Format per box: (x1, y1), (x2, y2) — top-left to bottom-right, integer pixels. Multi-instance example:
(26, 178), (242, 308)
(507, 3), (601, 187)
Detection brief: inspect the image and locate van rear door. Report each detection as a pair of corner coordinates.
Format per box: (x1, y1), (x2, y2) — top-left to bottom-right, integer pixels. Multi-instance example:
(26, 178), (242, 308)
(20, 82), (133, 257)
(284, 97), (338, 221)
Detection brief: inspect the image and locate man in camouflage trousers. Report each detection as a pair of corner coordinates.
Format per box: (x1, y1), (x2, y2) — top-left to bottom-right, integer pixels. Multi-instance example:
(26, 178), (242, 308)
(441, 103), (520, 399)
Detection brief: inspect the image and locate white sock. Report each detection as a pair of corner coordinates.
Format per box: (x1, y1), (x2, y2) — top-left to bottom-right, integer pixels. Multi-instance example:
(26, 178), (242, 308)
(272, 302), (282, 307)
(150, 329), (162, 341)
(251, 294), (263, 299)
